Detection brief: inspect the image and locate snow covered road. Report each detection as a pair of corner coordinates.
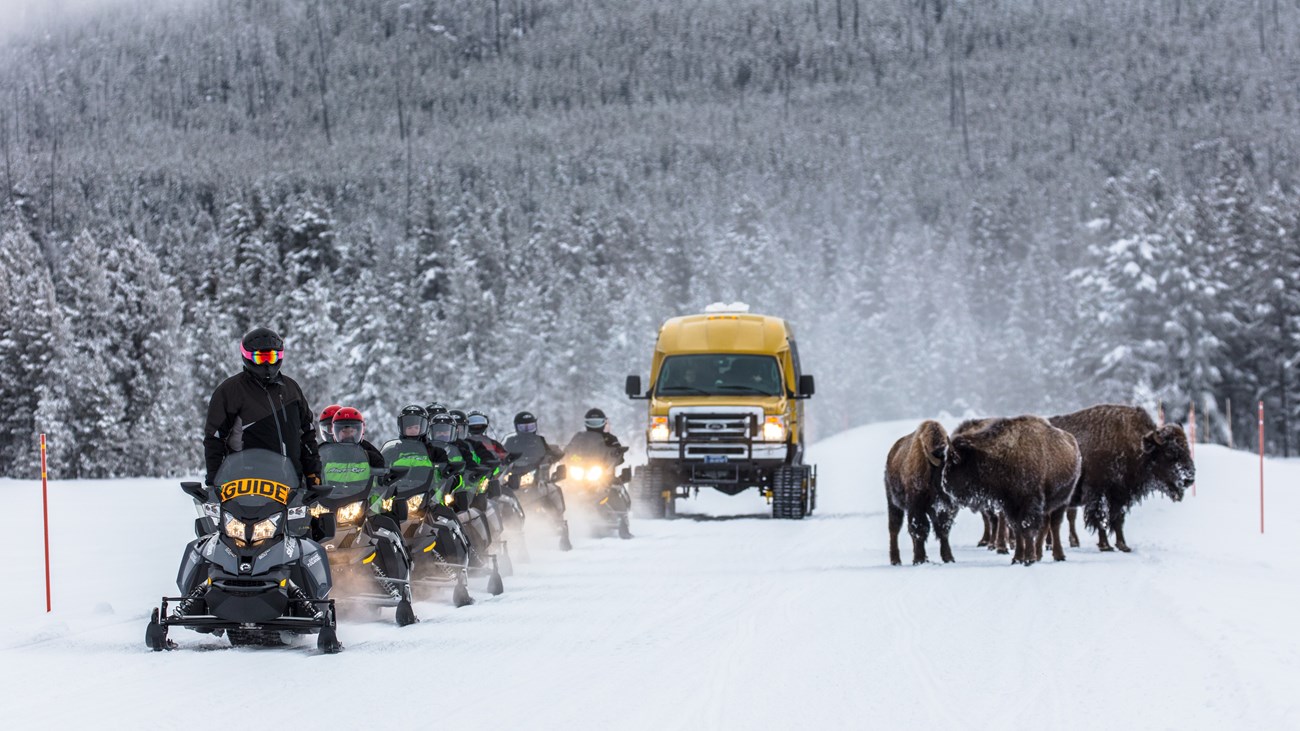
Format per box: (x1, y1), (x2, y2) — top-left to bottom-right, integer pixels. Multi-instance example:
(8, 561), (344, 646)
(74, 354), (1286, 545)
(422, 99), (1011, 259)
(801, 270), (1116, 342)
(1, 420), (1298, 729)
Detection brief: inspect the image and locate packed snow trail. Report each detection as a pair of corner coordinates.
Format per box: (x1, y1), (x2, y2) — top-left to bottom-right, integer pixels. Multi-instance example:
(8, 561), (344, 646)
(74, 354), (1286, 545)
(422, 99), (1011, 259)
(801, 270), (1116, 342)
(1, 420), (1297, 729)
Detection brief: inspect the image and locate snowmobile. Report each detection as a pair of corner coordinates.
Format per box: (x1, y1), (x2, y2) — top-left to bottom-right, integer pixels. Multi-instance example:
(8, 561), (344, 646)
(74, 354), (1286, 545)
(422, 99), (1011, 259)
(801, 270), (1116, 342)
(506, 460), (572, 551)
(145, 448), (342, 653)
(381, 436), (476, 607)
(311, 441), (417, 626)
(431, 415), (505, 595)
(562, 434), (633, 539)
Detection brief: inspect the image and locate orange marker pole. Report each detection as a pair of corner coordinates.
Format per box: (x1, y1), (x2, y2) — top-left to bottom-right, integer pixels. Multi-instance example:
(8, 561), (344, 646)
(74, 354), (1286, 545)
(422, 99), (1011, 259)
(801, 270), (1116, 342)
(41, 434), (51, 612)
(1189, 402), (1196, 497)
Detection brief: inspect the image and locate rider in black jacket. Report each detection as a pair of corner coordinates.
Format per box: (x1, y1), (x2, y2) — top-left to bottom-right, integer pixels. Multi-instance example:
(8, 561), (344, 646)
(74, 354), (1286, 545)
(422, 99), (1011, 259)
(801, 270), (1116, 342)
(203, 327), (321, 486)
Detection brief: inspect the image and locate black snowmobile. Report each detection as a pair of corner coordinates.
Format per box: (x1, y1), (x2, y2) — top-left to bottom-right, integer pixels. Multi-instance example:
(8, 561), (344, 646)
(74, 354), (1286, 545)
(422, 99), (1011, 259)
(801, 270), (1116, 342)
(381, 436), (476, 607)
(505, 459), (572, 551)
(432, 414), (505, 595)
(562, 433), (633, 539)
(312, 441), (418, 626)
(145, 449), (342, 653)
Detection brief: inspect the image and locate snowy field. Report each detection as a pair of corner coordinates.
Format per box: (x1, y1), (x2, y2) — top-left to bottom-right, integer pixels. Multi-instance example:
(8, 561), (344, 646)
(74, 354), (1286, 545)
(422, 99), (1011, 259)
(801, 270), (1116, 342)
(1, 420), (1298, 730)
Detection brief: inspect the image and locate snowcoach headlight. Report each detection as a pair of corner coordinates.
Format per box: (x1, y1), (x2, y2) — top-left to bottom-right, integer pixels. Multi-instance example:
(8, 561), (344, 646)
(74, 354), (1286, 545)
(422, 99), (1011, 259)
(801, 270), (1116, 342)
(519, 472), (536, 488)
(408, 494), (424, 511)
(250, 515), (280, 545)
(649, 416), (669, 442)
(587, 465), (604, 481)
(762, 416), (786, 442)
(336, 501), (365, 525)
(570, 465), (586, 481)
(224, 515), (247, 546)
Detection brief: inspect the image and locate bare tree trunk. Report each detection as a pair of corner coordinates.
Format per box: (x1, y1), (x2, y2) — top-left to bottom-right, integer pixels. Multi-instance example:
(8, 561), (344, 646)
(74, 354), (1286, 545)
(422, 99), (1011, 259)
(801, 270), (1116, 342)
(311, 1), (333, 146)
(494, 0), (503, 55)
(853, 0), (860, 40)
(836, 0), (844, 34)
(1, 110), (12, 207)
(1227, 397), (1234, 449)
(48, 135), (58, 234)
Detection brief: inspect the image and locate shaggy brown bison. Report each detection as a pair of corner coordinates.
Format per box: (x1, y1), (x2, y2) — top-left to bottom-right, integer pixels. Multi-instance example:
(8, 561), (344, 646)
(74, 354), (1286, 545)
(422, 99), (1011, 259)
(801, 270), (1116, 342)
(1049, 404), (1195, 553)
(941, 416), (1081, 565)
(884, 420), (957, 565)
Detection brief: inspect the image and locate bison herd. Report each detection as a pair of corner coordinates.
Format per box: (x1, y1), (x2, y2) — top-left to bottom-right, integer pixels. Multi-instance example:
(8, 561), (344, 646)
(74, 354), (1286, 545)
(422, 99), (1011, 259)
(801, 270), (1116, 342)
(884, 404), (1196, 566)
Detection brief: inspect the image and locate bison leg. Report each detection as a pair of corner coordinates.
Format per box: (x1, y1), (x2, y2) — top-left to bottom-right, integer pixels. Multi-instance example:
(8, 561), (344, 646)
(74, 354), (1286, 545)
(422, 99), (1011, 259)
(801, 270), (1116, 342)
(907, 511), (931, 565)
(1084, 496), (1113, 552)
(932, 507), (956, 563)
(995, 512), (1010, 555)
(1067, 507), (1080, 548)
(888, 503), (904, 566)
(1111, 508), (1131, 553)
(977, 510), (993, 547)
(1048, 508), (1068, 561)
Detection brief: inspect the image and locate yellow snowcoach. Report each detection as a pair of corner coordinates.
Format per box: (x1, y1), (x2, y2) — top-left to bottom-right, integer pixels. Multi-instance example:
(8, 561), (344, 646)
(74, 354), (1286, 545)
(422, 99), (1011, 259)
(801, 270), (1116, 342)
(625, 303), (817, 519)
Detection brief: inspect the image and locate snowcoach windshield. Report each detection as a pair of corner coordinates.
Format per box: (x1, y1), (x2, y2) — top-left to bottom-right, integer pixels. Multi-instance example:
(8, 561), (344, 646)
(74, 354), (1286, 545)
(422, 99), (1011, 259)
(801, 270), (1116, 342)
(654, 354), (783, 397)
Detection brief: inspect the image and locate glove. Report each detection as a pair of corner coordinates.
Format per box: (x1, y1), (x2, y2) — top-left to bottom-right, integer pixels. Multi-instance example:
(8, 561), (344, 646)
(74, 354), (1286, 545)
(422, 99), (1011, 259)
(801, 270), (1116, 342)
(306, 473), (321, 486)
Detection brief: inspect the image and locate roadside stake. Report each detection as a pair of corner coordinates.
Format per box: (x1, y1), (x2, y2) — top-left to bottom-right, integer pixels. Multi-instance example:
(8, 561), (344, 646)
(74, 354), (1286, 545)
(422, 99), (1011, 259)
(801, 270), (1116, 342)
(41, 434), (51, 612)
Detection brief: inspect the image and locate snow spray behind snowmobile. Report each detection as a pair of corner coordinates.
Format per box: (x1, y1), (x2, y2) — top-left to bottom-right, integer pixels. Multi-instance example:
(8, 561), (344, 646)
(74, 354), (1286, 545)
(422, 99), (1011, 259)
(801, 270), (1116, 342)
(145, 449), (342, 653)
(562, 433), (633, 539)
(312, 441), (417, 626)
(506, 460), (572, 551)
(382, 436), (475, 607)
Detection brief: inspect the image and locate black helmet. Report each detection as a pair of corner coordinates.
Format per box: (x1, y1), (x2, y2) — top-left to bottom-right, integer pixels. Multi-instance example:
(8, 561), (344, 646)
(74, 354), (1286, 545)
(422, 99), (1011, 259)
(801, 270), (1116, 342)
(584, 408), (607, 431)
(448, 410), (468, 440)
(514, 411), (538, 434)
(466, 410), (490, 435)
(398, 404), (429, 439)
(240, 327), (284, 384)
(426, 402), (448, 417)
(427, 412), (455, 443)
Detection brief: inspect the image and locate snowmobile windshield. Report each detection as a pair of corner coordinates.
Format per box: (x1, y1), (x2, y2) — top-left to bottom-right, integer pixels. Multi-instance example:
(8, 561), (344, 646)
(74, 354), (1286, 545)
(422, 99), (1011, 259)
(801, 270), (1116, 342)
(213, 449), (299, 523)
(654, 354), (783, 397)
(381, 439), (435, 499)
(317, 442), (373, 507)
(565, 431), (615, 462)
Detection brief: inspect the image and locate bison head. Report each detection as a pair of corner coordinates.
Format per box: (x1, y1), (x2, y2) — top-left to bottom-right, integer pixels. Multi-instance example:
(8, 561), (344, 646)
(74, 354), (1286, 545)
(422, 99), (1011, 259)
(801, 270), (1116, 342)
(918, 420), (949, 467)
(1141, 425), (1195, 502)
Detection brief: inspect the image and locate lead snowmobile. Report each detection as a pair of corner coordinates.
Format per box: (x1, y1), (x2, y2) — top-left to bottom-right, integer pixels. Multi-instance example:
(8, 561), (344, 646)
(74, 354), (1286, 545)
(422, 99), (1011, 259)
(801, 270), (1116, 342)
(564, 411), (633, 539)
(431, 412), (504, 595)
(145, 448), (342, 653)
(383, 405), (475, 607)
(311, 408), (417, 626)
(504, 411), (572, 551)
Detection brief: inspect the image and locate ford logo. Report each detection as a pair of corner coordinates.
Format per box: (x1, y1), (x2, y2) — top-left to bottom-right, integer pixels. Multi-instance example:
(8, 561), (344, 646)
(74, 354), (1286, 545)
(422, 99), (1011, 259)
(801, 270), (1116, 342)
(707, 423), (724, 430)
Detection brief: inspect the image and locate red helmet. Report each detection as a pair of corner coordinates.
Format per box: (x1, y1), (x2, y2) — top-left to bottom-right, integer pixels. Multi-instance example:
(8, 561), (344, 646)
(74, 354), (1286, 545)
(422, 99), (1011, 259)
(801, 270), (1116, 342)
(332, 407), (365, 444)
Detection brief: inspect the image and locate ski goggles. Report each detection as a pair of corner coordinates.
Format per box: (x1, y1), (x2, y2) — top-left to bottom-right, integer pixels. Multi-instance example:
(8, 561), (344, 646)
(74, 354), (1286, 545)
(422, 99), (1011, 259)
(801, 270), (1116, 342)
(515, 422), (537, 433)
(240, 344), (284, 365)
(584, 417), (607, 429)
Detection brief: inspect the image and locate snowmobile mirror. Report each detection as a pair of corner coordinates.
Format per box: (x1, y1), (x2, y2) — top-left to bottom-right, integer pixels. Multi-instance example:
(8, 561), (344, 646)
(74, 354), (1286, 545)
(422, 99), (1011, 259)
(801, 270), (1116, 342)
(797, 374), (816, 398)
(193, 518), (208, 539)
(303, 484), (331, 506)
(181, 481), (209, 502)
(625, 375), (644, 399)
(550, 464), (567, 482)
(619, 467), (632, 484)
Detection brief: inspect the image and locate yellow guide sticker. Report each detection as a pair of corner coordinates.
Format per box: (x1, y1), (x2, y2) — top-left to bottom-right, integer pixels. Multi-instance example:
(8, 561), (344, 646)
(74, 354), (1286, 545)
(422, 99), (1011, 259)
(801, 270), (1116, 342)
(220, 478), (292, 505)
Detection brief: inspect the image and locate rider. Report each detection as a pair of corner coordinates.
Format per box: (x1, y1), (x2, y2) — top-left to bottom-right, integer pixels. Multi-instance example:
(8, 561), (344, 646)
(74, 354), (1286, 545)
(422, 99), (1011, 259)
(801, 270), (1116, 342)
(331, 407), (385, 468)
(319, 404), (343, 443)
(504, 411), (565, 472)
(466, 411), (512, 493)
(204, 327), (321, 488)
(567, 408), (626, 468)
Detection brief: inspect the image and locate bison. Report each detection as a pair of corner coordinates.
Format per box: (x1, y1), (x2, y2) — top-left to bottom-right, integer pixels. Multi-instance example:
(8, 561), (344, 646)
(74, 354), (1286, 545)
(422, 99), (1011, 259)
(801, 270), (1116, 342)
(884, 420), (957, 565)
(1048, 404), (1195, 553)
(941, 416), (1081, 565)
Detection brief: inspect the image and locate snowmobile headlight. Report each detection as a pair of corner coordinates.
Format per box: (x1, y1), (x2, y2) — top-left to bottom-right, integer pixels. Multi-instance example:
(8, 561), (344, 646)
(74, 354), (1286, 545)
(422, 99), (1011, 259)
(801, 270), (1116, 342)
(336, 501), (365, 525)
(649, 416), (670, 442)
(762, 415), (786, 442)
(570, 465), (586, 481)
(309, 503), (331, 518)
(519, 472), (536, 488)
(223, 515), (247, 545)
(477, 477), (489, 493)
(408, 494), (424, 510)
(381, 497), (394, 512)
(250, 515), (280, 545)
(443, 492), (456, 507)
(587, 465), (604, 481)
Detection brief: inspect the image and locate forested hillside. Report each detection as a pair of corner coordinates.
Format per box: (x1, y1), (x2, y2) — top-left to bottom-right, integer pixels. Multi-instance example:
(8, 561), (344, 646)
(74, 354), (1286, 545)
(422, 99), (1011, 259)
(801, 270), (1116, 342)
(2, 0), (1298, 477)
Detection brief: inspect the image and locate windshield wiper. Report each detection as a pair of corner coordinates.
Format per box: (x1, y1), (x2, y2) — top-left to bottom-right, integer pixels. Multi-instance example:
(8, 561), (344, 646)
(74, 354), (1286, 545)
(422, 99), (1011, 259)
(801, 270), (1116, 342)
(715, 385), (777, 395)
(658, 386), (711, 395)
